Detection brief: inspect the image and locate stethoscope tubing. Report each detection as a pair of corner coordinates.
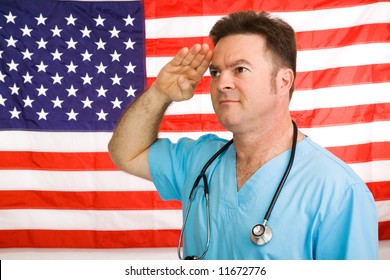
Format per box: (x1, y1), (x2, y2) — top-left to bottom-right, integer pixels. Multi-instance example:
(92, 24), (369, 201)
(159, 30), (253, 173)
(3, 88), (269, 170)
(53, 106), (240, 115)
(178, 120), (298, 259)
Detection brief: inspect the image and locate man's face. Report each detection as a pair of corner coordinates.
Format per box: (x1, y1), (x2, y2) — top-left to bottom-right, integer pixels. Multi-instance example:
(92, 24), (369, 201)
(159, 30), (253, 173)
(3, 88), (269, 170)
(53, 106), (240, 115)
(209, 34), (280, 134)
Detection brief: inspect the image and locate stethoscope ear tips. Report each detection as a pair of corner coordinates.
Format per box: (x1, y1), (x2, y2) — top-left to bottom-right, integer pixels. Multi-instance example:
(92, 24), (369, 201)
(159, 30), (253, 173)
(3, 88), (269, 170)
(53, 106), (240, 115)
(250, 223), (273, 246)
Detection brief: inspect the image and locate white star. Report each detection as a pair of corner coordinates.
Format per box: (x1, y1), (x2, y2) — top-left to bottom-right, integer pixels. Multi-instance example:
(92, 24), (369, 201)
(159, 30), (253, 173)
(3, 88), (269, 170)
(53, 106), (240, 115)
(81, 73), (93, 85)
(51, 25), (63, 37)
(36, 38), (48, 49)
(36, 85), (48, 96)
(65, 14), (77, 25)
(125, 62), (136, 73)
(66, 37), (77, 49)
(110, 74), (122, 85)
(66, 85), (78, 97)
(6, 35), (18, 47)
(81, 50), (93, 61)
(95, 38), (106, 50)
(66, 109), (78, 121)
(0, 50), (3, 59)
(123, 14), (135, 26)
(124, 38), (135, 50)
(81, 97), (93, 108)
(51, 96), (64, 108)
(22, 48), (34, 60)
(109, 26), (120, 38)
(51, 49), (63, 61)
(37, 109), (49, 120)
(80, 26), (92, 38)
(7, 60), (19, 71)
(111, 97), (123, 109)
(20, 25), (33, 37)
(96, 85), (107, 97)
(52, 73), (63, 84)
(4, 12), (17, 23)
(35, 13), (47, 25)
(95, 62), (107, 74)
(9, 107), (21, 119)
(37, 61), (48, 72)
(110, 50), (121, 62)
(96, 109), (108, 121)
(94, 15), (105, 26)
(0, 71), (6, 82)
(0, 94), (7, 106)
(126, 86), (137, 97)
(9, 83), (20, 95)
(66, 61), (78, 73)
(23, 96), (34, 107)
(23, 72), (34, 84)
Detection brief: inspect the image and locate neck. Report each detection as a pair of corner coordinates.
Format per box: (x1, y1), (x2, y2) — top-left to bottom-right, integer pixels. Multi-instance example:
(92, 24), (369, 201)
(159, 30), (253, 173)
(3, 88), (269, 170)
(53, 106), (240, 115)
(234, 118), (302, 190)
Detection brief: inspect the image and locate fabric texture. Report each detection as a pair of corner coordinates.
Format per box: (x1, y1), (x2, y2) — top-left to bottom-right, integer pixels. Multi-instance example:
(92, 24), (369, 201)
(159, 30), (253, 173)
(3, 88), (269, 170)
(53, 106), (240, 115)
(149, 134), (378, 259)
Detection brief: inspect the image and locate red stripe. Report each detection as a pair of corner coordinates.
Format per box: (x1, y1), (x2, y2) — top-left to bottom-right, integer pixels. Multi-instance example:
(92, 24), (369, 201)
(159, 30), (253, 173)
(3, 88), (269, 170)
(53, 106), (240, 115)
(295, 64), (390, 90)
(0, 190), (181, 210)
(2, 141), (388, 171)
(296, 23), (390, 50)
(0, 151), (117, 171)
(379, 221), (390, 240)
(291, 103), (390, 128)
(367, 182), (390, 201)
(158, 104), (390, 132)
(326, 142), (390, 164)
(0, 229), (180, 248)
(147, 64), (390, 91)
(145, 24), (390, 56)
(144, 0), (380, 19)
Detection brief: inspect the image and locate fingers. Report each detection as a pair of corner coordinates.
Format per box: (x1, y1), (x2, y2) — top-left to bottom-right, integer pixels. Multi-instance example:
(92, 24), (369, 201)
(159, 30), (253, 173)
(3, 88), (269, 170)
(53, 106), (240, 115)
(171, 44), (212, 70)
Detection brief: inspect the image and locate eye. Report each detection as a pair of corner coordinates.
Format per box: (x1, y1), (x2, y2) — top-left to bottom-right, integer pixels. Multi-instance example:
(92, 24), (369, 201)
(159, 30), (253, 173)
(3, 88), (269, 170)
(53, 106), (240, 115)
(209, 69), (221, 77)
(235, 66), (248, 74)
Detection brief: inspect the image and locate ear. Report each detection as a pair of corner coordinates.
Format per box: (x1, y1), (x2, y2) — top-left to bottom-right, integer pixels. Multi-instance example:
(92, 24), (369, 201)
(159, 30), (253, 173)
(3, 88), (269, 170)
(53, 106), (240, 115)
(276, 68), (294, 96)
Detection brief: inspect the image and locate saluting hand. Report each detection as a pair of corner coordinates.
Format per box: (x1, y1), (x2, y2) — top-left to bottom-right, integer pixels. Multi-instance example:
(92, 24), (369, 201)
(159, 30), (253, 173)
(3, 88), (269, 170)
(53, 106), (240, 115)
(153, 43), (213, 102)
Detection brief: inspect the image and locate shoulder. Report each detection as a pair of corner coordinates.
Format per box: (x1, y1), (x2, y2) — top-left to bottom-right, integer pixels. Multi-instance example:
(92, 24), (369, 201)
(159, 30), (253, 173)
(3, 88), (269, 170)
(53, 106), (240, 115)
(299, 137), (364, 185)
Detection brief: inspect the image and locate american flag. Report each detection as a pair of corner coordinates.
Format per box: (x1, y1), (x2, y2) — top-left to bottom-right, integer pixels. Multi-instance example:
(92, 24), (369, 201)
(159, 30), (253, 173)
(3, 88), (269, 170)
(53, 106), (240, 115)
(0, 0), (389, 251)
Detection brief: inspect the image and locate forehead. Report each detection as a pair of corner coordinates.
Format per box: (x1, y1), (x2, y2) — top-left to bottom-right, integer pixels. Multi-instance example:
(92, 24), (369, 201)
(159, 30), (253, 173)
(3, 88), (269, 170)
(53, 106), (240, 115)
(212, 34), (268, 65)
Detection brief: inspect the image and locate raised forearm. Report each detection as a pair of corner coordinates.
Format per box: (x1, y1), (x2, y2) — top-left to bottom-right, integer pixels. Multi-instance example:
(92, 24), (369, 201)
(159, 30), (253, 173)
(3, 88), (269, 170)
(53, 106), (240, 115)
(108, 84), (171, 177)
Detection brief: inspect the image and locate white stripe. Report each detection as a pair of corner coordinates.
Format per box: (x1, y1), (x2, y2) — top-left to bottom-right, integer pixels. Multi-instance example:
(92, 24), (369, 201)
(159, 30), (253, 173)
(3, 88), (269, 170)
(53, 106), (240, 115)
(1, 159), (388, 192)
(145, 2), (390, 38)
(349, 160), (390, 184)
(1, 121), (390, 152)
(290, 83), (390, 111)
(300, 121), (390, 147)
(0, 131), (112, 152)
(165, 83), (390, 115)
(0, 201), (388, 232)
(0, 170), (156, 191)
(297, 43), (390, 72)
(146, 43), (390, 77)
(0, 209), (182, 230)
(376, 200), (390, 222)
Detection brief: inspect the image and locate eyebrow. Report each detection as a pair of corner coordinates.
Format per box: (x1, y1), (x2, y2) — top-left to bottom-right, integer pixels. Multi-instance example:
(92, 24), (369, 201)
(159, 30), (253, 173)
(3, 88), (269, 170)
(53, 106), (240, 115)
(209, 59), (254, 71)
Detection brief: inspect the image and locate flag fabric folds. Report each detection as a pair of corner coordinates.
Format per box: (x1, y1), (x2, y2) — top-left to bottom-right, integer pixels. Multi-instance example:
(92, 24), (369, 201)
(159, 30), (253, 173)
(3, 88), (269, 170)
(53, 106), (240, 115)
(0, 0), (389, 249)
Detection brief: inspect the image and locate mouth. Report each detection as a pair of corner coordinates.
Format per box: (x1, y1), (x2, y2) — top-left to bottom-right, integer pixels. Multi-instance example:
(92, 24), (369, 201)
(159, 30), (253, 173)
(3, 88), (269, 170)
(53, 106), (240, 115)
(219, 99), (239, 105)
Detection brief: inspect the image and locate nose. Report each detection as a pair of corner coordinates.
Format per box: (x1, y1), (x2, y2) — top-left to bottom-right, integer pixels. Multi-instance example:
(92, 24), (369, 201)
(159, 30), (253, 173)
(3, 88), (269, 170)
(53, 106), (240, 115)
(214, 72), (235, 92)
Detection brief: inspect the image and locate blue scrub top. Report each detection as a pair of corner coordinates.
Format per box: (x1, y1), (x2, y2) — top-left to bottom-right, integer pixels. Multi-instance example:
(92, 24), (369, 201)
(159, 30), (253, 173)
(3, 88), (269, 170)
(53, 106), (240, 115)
(149, 134), (378, 259)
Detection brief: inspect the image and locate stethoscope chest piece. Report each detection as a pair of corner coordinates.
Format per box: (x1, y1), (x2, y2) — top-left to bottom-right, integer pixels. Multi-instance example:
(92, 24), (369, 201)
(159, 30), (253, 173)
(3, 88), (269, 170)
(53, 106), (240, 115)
(250, 222), (272, 245)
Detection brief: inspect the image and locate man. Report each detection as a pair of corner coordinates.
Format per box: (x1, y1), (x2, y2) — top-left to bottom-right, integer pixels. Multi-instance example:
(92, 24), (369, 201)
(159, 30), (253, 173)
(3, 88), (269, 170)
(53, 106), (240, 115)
(108, 11), (378, 259)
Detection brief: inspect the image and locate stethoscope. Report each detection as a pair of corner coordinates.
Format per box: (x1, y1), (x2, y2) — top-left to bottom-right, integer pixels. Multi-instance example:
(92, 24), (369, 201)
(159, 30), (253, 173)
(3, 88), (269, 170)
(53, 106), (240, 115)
(178, 120), (298, 260)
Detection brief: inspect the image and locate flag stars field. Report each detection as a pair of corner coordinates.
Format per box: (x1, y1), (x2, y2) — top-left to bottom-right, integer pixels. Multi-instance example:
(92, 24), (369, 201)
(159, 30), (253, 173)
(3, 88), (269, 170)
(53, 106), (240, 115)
(0, 1), (144, 126)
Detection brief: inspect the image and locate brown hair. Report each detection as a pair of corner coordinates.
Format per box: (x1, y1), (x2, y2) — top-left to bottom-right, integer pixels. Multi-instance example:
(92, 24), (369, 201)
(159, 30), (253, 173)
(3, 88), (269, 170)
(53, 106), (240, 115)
(209, 11), (297, 98)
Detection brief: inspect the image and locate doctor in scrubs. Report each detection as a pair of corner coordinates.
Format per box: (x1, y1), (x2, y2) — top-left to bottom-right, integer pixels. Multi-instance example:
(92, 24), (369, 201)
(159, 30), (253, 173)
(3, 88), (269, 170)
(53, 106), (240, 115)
(108, 10), (378, 260)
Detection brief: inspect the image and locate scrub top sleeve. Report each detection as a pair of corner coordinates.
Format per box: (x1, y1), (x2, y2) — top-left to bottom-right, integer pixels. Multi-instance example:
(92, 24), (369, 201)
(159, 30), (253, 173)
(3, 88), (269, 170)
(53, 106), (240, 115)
(314, 182), (378, 260)
(149, 137), (198, 201)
